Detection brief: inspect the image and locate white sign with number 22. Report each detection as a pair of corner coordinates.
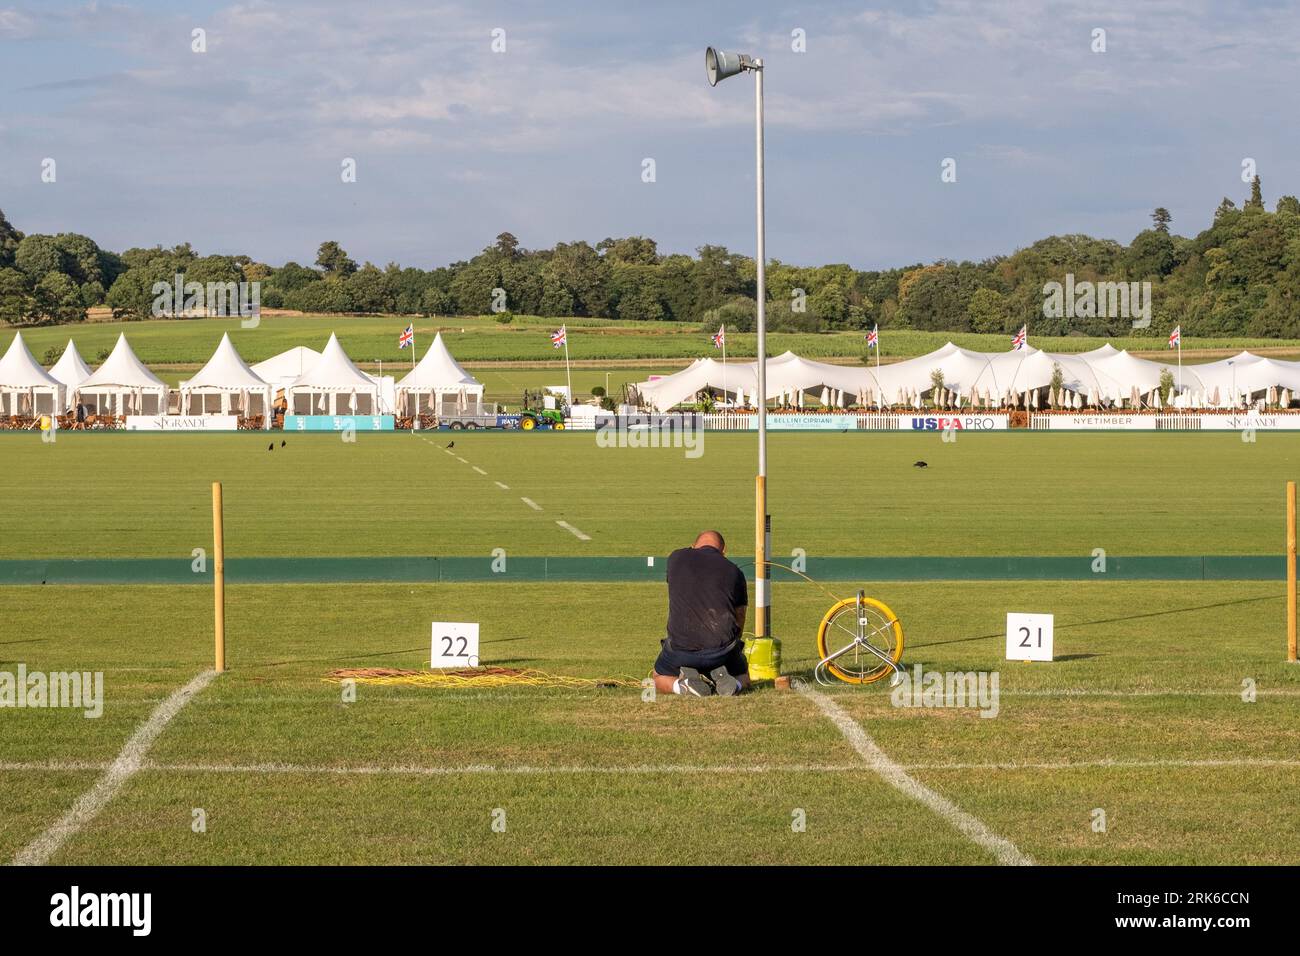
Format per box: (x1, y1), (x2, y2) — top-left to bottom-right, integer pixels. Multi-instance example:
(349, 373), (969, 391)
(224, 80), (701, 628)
(431, 622), (480, 668)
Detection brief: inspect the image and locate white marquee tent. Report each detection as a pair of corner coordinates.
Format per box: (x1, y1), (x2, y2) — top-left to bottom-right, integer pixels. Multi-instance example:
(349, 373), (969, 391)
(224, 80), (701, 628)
(179, 333), (274, 424)
(47, 340), (93, 407)
(1179, 351), (1300, 406)
(286, 333), (380, 415)
(0, 332), (65, 416)
(251, 346), (321, 390)
(395, 332), (483, 415)
(75, 333), (168, 415)
(632, 341), (1300, 411)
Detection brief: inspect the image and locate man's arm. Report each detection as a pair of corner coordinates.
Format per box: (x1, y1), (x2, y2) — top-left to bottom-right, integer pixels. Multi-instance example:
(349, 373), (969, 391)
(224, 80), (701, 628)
(734, 604), (747, 636)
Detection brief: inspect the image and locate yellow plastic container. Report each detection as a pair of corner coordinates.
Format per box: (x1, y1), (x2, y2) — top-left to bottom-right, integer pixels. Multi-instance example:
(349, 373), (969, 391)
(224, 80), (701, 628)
(744, 636), (782, 682)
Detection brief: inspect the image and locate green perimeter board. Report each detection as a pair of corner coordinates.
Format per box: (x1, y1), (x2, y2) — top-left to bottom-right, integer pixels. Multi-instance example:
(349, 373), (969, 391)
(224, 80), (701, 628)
(0, 554), (1283, 584)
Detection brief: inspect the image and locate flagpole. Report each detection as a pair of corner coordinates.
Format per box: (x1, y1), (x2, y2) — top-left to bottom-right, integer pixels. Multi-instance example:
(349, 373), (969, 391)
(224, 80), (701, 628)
(875, 328), (880, 406)
(563, 327), (572, 410)
(722, 325), (728, 410)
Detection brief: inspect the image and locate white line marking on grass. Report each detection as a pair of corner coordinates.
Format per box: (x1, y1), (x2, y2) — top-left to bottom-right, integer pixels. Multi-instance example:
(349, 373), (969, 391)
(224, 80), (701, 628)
(556, 520), (591, 541)
(9, 669), (216, 867)
(455, 456), (468, 464)
(494, 482), (510, 490)
(151, 762), (864, 776)
(472, 466), (487, 475)
(795, 682), (1035, 866)
(521, 497), (542, 511)
(903, 757), (1300, 772)
(6, 756), (1296, 778)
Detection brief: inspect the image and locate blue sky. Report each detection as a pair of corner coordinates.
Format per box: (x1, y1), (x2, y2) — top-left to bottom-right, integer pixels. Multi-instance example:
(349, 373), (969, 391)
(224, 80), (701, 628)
(3, 0), (1299, 271)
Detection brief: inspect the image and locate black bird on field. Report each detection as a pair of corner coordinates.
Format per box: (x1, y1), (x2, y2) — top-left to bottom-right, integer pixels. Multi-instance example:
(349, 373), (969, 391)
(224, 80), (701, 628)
(446, 441), (455, 449)
(281, 440), (286, 447)
(912, 460), (928, 468)
(267, 443), (274, 452)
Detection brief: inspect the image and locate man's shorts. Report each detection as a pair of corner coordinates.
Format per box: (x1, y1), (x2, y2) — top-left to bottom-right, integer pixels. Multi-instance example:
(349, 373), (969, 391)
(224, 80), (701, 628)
(654, 638), (748, 678)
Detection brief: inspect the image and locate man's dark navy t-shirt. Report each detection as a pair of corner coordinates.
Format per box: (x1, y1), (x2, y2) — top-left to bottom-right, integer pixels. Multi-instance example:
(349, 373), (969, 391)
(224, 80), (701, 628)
(665, 546), (749, 652)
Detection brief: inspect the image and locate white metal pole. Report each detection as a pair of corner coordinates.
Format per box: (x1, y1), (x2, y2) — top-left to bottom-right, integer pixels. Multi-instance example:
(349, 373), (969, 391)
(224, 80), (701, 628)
(564, 330), (572, 410)
(753, 59), (769, 639)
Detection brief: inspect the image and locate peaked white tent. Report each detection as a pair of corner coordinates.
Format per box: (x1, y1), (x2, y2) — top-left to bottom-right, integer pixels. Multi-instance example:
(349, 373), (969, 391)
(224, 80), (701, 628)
(395, 332), (483, 416)
(179, 333), (273, 425)
(48, 340), (93, 405)
(76, 333), (168, 415)
(0, 332), (65, 416)
(250, 346), (321, 389)
(286, 333), (380, 415)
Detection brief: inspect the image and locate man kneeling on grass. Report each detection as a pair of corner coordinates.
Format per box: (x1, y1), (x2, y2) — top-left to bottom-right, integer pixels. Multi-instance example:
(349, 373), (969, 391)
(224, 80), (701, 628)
(652, 530), (751, 698)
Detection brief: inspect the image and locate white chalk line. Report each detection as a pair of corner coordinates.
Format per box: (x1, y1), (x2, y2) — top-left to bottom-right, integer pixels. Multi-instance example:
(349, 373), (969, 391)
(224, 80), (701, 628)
(472, 466), (487, 476)
(454, 456), (468, 464)
(494, 481), (510, 490)
(556, 520), (591, 541)
(5, 756), (1293, 778)
(796, 681), (1035, 866)
(9, 669), (216, 866)
(520, 497), (542, 511)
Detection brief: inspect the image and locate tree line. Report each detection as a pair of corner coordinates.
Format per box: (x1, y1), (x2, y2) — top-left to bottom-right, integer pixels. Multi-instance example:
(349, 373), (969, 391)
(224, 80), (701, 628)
(2, 177), (1299, 338)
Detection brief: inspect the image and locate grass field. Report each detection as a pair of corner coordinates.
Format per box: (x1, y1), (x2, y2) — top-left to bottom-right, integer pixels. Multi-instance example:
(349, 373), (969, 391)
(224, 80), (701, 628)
(2, 432), (1298, 865)
(8, 314), (1300, 366)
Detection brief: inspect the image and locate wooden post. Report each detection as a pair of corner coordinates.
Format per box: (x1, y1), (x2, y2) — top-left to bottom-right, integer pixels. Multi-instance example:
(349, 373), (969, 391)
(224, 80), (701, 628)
(213, 481), (226, 673)
(1288, 480), (1296, 663)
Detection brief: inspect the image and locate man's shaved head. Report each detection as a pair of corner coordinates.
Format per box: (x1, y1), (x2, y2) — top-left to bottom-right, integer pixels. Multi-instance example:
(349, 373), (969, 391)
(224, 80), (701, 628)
(693, 530), (725, 552)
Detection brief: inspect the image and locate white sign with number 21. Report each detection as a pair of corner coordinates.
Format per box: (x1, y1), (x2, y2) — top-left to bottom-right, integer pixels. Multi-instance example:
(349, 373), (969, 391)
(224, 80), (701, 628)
(1006, 613), (1054, 662)
(431, 622), (480, 668)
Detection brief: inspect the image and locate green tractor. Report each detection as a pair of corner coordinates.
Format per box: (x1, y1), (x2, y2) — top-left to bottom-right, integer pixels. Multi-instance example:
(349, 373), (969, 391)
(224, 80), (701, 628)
(519, 389), (567, 430)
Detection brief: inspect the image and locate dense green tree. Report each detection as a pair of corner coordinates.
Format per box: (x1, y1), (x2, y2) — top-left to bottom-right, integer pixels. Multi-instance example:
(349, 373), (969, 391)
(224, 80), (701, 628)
(315, 240), (357, 276)
(0, 267), (34, 324)
(1246, 175), (1265, 210)
(34, 272), (85, 324)
(0, 208), (23, 268)
(966, 287), (1007, 332)
(14, 235), (68, 283)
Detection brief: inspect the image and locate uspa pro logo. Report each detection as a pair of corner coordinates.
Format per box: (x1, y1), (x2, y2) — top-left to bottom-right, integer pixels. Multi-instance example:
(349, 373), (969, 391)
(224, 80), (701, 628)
(50, 886), (151, 936)
(909, 416), (1000, 431)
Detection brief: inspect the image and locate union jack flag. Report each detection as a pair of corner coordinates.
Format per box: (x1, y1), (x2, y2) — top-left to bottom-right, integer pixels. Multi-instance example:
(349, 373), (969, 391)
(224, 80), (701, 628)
(1011, 325), (1027, 351)
(398, 324), (414, 349)
(551, 325), (567, 349)
(1168, 325), (1181, 348)
(865, 324), (878, 349)
(712, 325), (725, 349)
